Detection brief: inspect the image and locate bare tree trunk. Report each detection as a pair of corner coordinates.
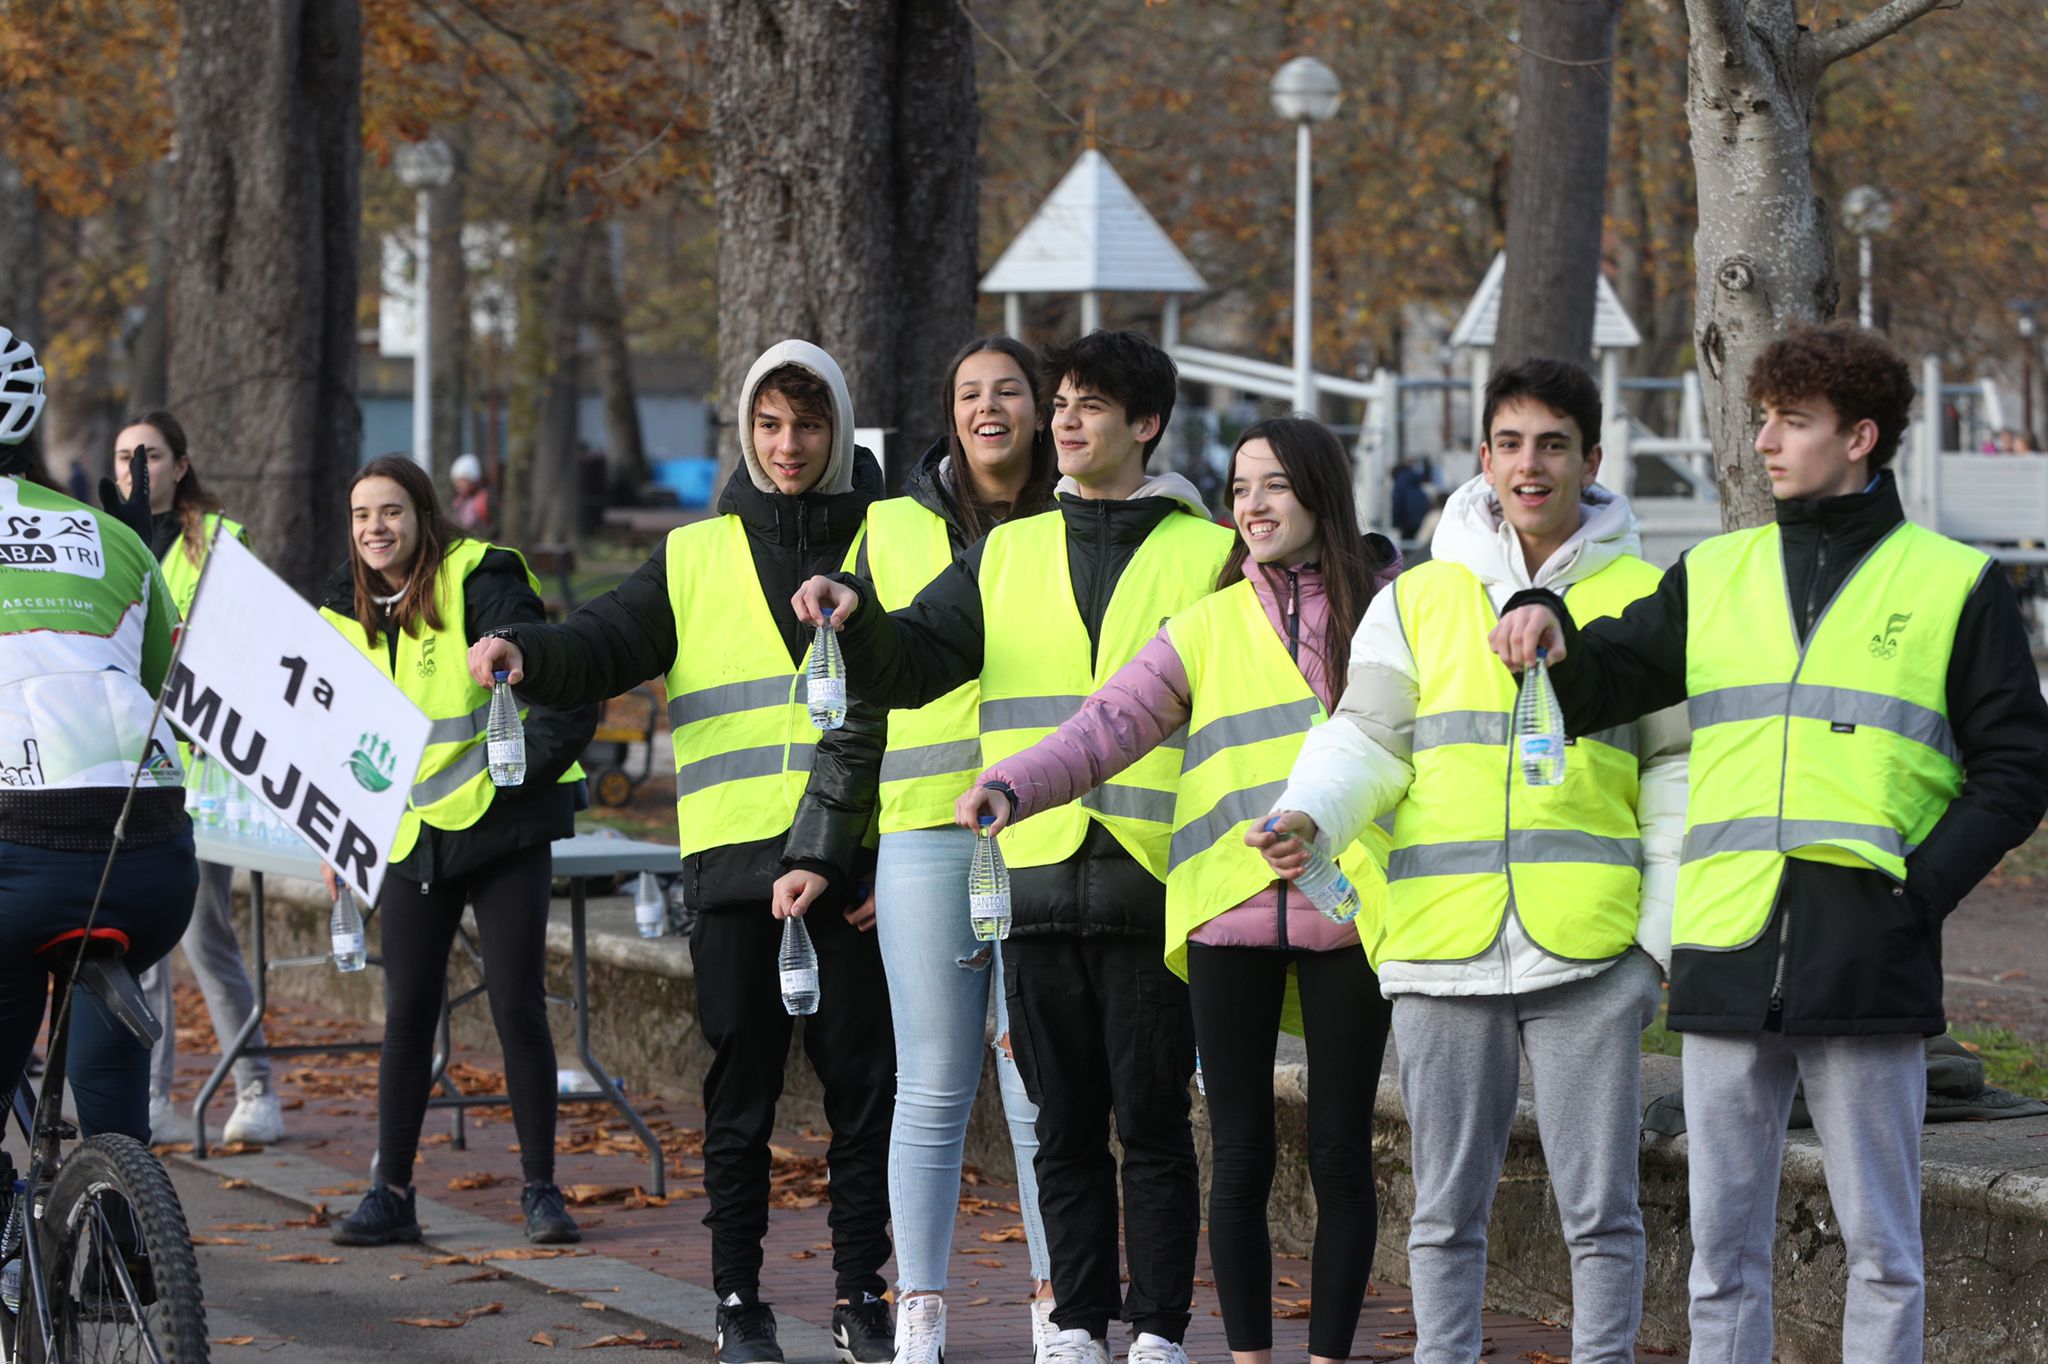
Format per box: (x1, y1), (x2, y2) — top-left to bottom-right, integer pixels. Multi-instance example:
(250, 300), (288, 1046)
(1493, 0), (1621, 370)
(507, 130), (590, 550)
(128, 159), (173, 412)
(427, 134), (469, 484)
(586, 220), (649, 492)
(169, 0), (361, 595)
(1685, 0), (1947, 529)
(710, 0), (977, 482)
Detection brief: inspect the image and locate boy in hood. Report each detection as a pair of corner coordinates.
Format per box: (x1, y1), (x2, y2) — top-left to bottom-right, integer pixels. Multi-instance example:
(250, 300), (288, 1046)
(1491, 325), (2048, 1364)
(1257, 358), (1688, 1364)
(795, 330), (1236, 1364)
(470, 341), (896, 1364)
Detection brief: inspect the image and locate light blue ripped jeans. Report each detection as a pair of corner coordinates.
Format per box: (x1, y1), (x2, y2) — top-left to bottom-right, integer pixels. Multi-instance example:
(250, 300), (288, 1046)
(876, 826), (1052, 1292)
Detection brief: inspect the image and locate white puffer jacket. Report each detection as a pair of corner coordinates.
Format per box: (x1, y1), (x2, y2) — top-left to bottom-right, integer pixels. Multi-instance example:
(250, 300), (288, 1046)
(1275, 475), (1689, 997)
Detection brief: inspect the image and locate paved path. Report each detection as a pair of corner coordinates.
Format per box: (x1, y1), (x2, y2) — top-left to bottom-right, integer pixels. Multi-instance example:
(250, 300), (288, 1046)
(153, 985), (1659, 1361)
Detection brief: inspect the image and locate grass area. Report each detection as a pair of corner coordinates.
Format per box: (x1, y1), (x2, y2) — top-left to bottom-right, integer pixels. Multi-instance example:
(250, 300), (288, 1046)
(1640, 998), (1682, 1057)
(577, 805), (675, 845)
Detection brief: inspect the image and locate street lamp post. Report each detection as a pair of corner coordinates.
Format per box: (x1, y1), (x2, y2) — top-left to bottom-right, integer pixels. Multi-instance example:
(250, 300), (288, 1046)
(2017, 305), (2040, 444)
(394, 137), (456, 476)
(1270, 57), (1342, 416)
(1840, 185), (1894, 331)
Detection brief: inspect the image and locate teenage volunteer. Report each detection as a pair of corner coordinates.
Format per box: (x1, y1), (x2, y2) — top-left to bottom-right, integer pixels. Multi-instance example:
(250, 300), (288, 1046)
(113, 409), (284, 1148)
(468, 342), (897, 1364)
(961, 417), (1401, 1364)
(0, 326), (196, 1143)
(772, 336), (1059, 1364)
(1260, 359), (1687, 1364)
(317, 455), (596, 1250)
(795, 330), (1235, 1364)
(1489, 324), (2048, 1364)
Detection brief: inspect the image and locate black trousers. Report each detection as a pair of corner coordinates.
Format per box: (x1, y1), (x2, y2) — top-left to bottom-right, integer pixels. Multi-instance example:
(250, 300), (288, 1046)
(1004, 932), (1200, 1343)
(1187, 941), (1392, 1358)
(377, 841), (558, 1189)
(690, 903), (895, 1302)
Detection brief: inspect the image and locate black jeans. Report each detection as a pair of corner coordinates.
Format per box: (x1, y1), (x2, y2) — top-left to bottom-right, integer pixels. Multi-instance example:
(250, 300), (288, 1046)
(1187, 942), (1392, 1357)
(376, 842), (558, 1189)
(1004, 932), (1199, 1343)
(690, 902), (895, 1302)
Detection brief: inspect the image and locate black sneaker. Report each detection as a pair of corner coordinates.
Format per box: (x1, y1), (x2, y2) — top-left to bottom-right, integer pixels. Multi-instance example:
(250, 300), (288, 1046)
(832, 1293), (893, 1364)
(330, 1184), (422, 1247)
(715, 1297), (783, 1363)
(521, 1181), (581, 1244)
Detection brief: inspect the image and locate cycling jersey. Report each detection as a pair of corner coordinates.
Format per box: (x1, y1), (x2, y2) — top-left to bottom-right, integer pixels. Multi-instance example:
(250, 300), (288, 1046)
(0, 475), (184, 799)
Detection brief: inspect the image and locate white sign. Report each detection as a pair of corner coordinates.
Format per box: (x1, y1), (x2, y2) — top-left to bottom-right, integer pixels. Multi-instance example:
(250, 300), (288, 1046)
(168, 530), (432, 903)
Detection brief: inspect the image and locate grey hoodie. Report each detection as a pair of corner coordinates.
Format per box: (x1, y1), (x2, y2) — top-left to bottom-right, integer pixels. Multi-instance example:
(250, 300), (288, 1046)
(736, 339), (858, 497)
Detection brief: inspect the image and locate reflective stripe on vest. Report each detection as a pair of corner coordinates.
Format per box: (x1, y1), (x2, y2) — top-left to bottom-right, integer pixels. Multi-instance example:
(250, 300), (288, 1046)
(1384, 554), (1663, 966)
(1163, 579), (1390, 1022)
(663, 516), (858, 860)
(1675, 521), (1983, 950)
(978, 506), (1235, 877)
(159, 512), (246, 620)
(318, 538), (568, 862)
(864, 497), (982, 834)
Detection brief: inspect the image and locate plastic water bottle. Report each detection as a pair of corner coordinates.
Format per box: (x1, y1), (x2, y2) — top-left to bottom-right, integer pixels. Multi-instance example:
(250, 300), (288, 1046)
(1514, 646), (1566, 787)
(330, 887), (368, 973)
(194, 755), (223, 828)
(807, 612), (847, 731)
(968, 815), (1012, 941)
(225, 777), (251, 837)
(1194, 1051), (1206, 1097)
(633, 871), (665, 939)
(1265, 817), (1361, 924)
(487, 670), (526, 786)
(779, 916), (820, 1016)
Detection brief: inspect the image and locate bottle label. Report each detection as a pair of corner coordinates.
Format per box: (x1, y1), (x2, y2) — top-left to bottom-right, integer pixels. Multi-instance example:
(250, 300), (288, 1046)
(487, 740), (523, 765)
(780, 967), (819, 997)
(331, 931), (365, 958)
(969, 893), (1009, 920)
(1517, 735), (1560, 760)
(808, 678), (846, 706)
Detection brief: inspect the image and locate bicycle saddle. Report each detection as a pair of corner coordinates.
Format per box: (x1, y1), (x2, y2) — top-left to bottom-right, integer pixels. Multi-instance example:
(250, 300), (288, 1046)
(36, 928), (163, 1046)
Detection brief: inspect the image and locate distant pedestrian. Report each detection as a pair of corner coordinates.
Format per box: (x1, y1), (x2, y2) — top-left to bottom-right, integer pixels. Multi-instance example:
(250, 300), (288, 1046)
(449, 452), (492, 534)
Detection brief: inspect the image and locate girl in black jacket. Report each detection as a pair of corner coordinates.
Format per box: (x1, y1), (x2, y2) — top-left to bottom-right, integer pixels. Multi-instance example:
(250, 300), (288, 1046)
(318, 456), (597, 1249)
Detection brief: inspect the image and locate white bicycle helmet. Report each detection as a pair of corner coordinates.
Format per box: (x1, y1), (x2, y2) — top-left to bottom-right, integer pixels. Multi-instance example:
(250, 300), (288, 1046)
(0, 326), (46, 446)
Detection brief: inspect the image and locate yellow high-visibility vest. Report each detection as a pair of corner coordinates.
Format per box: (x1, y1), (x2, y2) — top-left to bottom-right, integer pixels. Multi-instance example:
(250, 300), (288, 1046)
(1383, 554), (1663, 965)
(159, 511), (245, 620)
(1675, 520), (1983, 949)
(1164, 577), (1390, 1031)
(864, 497), (981, 834)
(663, 515), (861, 859)
(978, 506), (1234, 877)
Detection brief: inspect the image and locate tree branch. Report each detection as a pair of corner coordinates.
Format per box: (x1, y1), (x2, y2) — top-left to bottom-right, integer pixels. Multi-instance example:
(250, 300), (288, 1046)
(1812, 0), (1956, 67)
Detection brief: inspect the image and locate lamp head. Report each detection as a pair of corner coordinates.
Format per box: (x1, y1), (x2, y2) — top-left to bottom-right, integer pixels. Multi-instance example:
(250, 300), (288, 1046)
(1270, 56), (1342, 124)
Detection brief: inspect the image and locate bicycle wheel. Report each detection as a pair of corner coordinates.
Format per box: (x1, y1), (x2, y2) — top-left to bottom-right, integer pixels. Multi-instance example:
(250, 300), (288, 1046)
(23, 1134), (208, 1363)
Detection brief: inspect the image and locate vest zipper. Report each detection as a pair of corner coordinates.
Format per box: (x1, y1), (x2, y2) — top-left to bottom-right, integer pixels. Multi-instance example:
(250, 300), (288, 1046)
(1085, 499), (1110, 672)
(1276, 569), (1301, 949)
(1768, 904), (1791, 1014)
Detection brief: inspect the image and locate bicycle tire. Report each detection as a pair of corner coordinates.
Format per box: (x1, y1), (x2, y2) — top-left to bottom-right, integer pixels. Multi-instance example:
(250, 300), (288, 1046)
(22, 1134), (208, 1364)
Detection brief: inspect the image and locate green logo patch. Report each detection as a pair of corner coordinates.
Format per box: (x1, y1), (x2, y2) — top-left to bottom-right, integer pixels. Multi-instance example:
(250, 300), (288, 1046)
(348, 732), (399, 793)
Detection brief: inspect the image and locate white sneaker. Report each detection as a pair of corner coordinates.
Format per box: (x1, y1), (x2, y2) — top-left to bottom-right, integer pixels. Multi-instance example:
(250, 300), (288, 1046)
(892, 1293), (945, 1364)
(1040, 1328), (1110, 1364)
(1123, 1333), (1188, 1364)
(222, 1080), (286, 1145)
(147, 1089), (172, 1141)
(1030, 1299), (1058, 1362)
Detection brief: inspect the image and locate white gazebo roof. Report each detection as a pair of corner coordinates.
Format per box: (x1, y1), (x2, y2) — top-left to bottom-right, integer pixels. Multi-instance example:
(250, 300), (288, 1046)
(980, 149), (1206, 296)
(1449, 251), (1641, 350)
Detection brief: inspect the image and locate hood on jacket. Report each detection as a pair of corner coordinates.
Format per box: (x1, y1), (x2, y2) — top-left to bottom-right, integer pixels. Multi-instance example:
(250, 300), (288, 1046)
(736, 340), (857, 498)
(1052, 469), (1212, 519)
(1429, 473), (1641, 592)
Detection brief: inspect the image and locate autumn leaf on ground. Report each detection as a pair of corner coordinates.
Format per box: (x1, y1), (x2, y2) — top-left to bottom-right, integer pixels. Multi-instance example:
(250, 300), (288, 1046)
(284, 1204), (331, 1228)
(532, 1332), (556, 1347)
(448, 1171), (515, 1191)
(189, 1235), (247, 1246)
(455, 1268), (509, 1283)
(210, 1222), (278, 1232)
(977, 1224), (1026, 1243)
(1520, 1352), (1571, 1364)
(217, 1179), (250, 1190)
(394, 1316), (467, 1329)
(966, 1296), (991, 1307)
(1276, 1275), (1300, 1288)
(479, 1247), (592, 1262)
(269, 1253), (341, 1265)
(211, 1337), (255, 1347)
(787, 1250), (815, 1260)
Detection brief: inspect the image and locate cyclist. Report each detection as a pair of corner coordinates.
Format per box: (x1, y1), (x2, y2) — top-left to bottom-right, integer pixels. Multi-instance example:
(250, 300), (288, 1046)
(0, 326), (196, 1142)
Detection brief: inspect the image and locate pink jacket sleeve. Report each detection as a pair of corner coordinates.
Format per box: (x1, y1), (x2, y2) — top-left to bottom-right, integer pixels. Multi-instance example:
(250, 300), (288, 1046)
(982, 631), (1193, 822)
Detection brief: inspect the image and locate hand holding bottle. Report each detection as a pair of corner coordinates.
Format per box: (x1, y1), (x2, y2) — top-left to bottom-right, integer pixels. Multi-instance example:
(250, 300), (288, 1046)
(1246, 809), (1319, 878)
(466, 635), (524, 687)
(772, 868), (828, 920)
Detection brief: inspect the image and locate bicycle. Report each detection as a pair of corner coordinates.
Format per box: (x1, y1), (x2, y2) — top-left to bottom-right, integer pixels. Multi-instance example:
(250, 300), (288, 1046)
(0, 925), (208, 1362)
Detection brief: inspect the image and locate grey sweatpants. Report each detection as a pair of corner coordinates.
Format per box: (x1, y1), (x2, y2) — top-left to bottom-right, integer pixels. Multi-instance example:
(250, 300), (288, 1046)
(1393, 949), (1661, 1364)
(143, 860), (271, 1096)
(1683, 1030), (1926, 1364)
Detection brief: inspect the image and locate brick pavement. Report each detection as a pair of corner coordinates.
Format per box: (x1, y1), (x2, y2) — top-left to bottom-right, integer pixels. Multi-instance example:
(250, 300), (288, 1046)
(159, 981), (1669, 1361)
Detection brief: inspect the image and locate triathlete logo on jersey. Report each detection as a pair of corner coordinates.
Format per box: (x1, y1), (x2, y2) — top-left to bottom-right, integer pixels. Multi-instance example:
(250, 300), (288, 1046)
(0, 480), (105, 578)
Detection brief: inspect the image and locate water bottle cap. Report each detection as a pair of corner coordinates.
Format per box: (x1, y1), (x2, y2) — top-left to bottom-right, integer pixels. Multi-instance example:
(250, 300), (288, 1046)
(821, 607), (834, 624)
(1534, 645), (1547, 661)
(493, 669), (509, 682)
(978, 814), (995, 829)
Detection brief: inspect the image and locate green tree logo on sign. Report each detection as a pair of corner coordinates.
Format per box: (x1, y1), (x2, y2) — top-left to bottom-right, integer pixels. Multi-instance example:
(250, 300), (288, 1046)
(348, 732), (399, 793)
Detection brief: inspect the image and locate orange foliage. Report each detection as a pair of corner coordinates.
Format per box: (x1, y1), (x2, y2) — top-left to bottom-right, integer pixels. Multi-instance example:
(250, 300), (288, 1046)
(0, 0), (176, 216)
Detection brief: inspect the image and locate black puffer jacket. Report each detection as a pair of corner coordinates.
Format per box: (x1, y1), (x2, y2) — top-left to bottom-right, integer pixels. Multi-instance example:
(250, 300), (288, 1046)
(829, 481), (1222, 937)
(504, 453), (884, 912)
(318, 548), (599, 886)
(1507, 472), (2048, 1035)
